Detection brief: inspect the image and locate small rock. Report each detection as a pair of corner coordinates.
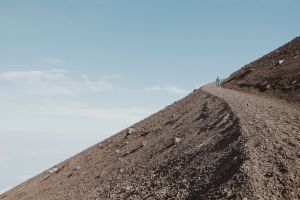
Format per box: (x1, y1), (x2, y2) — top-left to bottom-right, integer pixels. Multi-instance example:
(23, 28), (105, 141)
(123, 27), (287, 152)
(126, 186), (132, 191)
(223, 188), (232, 197)
(76, 166), (81, 170)
(175, 137), (181, 144)
(141, 141), (147, 146)
(127, 128), (135, 135)
(279, 59), (284, 64)
(125, 128), (135, 138)
(265, 172), (273, 178)
(49, 167), (58, 174)
(43, 174), (50, 179)
(257, 81), (269, 92)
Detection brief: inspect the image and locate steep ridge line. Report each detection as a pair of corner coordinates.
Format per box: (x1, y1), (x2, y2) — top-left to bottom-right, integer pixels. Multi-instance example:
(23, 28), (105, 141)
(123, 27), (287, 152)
(222, 36), (300, 103)
(1, 89), (253, 200)
(202, 84), (300, 200)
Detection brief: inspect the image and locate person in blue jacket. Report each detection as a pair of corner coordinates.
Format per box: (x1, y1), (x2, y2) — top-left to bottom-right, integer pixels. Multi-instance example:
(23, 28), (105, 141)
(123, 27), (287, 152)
(216, 77), (221, 87)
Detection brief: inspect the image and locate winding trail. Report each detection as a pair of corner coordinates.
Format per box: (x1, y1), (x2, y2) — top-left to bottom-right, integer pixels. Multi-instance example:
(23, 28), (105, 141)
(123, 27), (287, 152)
(203, 84), (300, 199)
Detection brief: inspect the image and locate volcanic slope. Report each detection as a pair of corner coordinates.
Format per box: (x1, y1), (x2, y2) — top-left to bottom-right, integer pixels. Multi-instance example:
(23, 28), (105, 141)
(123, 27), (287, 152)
(2, 82), (300, 199)
(222, 37), (300, 103)
(1, 89), (252, 200)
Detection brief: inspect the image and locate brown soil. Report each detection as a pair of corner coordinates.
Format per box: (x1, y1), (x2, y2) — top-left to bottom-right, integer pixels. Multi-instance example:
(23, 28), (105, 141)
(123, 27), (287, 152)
(222, 37), (300, 103)
(203, 84), (300, 200)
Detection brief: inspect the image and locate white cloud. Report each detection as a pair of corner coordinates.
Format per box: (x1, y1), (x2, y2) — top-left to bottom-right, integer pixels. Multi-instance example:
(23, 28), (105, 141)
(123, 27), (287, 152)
(100, 74), (120, 79)
(0, 186), (11, 195)
(0, 69), (112, 96)
(35, 100), (158, 123)
(40, 58), (66, 65)
(0, 69), (188, 97)
(144, 84), (188, 95)
(85, 80), (112, 92)
(0, 69), (67, 79)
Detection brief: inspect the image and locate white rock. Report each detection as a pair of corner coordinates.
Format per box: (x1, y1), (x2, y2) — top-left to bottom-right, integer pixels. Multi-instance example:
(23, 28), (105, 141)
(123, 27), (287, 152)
(126, 186), (132, 191)
(141, 141), (147, 146)
(127, 128), (135, 135)
(175, 137), (181, 143)
(279, 59), (284, 64)
(49, 167), (58, 174)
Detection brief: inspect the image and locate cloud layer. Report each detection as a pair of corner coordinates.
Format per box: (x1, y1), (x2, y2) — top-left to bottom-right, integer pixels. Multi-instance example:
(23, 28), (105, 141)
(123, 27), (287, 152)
(0, 68), (188, 130)
(0, 69), (112, 96)
(144, 84), (188, 95)
(35, 100), (158, 123)
(0, 69), (188, 96)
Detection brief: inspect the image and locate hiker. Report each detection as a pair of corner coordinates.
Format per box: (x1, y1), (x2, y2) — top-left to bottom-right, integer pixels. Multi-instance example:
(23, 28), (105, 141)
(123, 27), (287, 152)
(216, 77), (221, 87)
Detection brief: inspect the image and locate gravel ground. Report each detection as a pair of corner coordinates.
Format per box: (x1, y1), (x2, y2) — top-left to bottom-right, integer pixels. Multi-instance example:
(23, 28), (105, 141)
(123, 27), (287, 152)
(203, 84), (300, 199)
(222, 37), (300, 103)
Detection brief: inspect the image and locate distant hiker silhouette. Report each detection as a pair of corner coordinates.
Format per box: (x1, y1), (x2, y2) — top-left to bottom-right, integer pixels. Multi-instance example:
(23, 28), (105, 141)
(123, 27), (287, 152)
(216, 77), (221, 87)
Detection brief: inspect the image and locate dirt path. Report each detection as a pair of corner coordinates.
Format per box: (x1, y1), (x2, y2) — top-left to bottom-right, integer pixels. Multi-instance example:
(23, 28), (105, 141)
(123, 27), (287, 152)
(202, 84), (300, 199)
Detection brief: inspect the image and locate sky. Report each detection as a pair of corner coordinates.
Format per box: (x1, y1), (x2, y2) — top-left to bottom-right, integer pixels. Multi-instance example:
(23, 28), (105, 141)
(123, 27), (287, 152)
(0, 0), (300, 194)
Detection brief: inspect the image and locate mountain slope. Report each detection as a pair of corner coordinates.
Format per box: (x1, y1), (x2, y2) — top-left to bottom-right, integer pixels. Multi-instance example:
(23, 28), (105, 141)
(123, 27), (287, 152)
(1, 90), (252, 200)
(222, 37), (300, 103)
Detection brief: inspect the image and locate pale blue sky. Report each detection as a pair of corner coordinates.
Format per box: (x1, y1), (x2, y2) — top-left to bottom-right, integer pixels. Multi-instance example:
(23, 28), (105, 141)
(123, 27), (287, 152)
(0, 0), (299, 193)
